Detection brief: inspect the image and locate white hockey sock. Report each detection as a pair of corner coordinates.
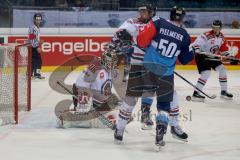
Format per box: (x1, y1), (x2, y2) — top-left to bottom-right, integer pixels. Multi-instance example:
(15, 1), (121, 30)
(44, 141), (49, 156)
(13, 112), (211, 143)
(169, 107), (179, 127)
(195, 70), (210, 93)
(216, 64), (228, 91)
(219, 77), (227, 91)
(169, 90), (179, 127)
(117, 101), (135, 130)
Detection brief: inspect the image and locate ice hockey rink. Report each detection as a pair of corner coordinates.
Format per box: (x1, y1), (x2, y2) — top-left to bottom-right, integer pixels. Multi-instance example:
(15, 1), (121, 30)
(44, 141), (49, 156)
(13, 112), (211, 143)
(0, 70), (240, 160)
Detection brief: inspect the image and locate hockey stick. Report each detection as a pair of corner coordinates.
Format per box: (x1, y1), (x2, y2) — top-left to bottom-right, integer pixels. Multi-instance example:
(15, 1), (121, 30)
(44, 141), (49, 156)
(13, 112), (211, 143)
(174, 71), (216, 99)
(56, 81), (116, 130)
(204, 58), (232, 65)
(198, 52), (240, 62)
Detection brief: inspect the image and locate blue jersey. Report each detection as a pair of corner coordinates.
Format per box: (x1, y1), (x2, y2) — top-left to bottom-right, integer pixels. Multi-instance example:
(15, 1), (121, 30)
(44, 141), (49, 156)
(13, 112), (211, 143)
(137, 17), (194, 76)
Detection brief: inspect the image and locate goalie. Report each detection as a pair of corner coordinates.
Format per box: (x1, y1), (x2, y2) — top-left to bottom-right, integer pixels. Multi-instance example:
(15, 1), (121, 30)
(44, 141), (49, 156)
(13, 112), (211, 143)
(68, 47), (119, 128)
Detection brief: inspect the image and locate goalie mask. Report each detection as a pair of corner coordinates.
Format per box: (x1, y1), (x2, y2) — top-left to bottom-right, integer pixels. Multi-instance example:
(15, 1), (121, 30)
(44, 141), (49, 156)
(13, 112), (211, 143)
(101, 49), (118, 70)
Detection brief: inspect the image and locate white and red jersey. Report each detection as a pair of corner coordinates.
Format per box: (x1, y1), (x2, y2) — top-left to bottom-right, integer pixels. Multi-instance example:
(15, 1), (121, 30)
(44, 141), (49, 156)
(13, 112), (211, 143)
(192, 30), (229, 54)
(117, 17), (149, 65)
(118, 17), (147, 44)
(75, 59), (114, 104)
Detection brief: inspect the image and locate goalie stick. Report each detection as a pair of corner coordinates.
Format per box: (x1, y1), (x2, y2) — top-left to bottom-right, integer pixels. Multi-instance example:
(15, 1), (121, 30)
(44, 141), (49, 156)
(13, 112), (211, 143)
(174, 71), (216, 99)
(56, 81), (116, 130)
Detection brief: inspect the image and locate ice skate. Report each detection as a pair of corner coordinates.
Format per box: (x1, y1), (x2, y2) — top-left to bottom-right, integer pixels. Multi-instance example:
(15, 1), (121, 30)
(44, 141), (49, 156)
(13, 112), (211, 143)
(141, 111), (154, 130)
(171, 125), (188, 142)
(155, 124), (167, 151)
(220, 90), (233, 100)
(114, 128), (124, 144)
(32, 74), (45, 80)
(192, 91), (205, 102)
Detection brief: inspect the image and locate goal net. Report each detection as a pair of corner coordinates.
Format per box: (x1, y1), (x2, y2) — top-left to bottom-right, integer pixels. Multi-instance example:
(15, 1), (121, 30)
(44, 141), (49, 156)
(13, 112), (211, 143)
(0, 43), (32, 125)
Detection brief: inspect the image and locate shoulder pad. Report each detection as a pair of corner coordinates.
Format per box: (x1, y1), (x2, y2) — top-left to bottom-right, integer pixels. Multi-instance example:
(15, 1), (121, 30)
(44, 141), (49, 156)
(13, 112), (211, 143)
(126, 18), (138, 24)
(204, 30), (214, 40)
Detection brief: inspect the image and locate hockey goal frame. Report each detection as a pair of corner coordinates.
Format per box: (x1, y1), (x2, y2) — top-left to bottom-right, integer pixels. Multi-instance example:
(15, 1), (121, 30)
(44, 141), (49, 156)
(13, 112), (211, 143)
(0, 43), (32, 124)
(15, 43), (32, 124)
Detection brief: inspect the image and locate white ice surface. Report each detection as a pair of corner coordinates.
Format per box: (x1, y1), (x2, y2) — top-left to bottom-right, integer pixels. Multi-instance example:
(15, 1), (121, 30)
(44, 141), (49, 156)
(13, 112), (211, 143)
(0, 70), (240, 160)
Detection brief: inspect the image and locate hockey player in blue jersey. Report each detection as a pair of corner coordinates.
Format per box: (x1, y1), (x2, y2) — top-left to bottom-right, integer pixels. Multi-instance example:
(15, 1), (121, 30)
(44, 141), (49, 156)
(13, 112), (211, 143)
(140, 7), (190, 142)
(114, 6), (194, 148)
(138, 6), (194, 148)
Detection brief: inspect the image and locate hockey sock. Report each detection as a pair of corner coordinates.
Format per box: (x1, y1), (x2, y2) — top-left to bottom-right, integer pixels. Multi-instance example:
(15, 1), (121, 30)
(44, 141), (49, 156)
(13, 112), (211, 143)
(195, 70), (210, 92)
(117, 101), (134, 130)
(215, 64), (228, 91)
(169, 90), (179, 127)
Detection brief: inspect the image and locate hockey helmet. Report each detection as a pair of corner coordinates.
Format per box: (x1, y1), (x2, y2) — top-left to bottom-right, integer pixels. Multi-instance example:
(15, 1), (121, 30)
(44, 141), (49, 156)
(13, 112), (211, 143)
(170, 6), (186, 21)
(138, 3), (157, 18)
(212, 20), (222, 28)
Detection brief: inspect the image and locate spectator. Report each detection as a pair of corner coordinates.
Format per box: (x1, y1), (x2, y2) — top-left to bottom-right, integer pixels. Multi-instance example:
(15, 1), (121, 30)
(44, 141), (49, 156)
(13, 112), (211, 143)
(231, 20), (239, 29)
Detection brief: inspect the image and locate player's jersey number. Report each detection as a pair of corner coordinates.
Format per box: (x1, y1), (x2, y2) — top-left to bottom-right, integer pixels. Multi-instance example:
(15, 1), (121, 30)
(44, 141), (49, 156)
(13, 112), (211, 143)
(158, 39), (180, 57)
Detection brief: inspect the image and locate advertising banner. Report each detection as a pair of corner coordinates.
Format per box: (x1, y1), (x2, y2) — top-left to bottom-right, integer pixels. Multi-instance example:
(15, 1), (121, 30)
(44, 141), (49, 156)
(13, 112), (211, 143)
(8, 35), (240, 67)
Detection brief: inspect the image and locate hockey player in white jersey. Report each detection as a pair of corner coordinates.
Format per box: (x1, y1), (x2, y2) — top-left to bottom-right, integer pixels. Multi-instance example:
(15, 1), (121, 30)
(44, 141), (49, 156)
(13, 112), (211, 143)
(71, 47), (119, 128)
(113, 3), (156, 82)
(192, 20), (233, 101)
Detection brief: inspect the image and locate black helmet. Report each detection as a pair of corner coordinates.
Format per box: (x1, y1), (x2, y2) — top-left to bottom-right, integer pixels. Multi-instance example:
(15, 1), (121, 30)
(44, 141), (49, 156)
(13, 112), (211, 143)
(170, 6), (185, 21)
(212, 20), (222, 28)
(33, 13), (42, 21)
(138, 3), (157, 17)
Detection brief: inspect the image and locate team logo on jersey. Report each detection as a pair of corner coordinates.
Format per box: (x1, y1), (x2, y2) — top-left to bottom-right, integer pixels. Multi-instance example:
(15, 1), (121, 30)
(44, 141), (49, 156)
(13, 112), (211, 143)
(210, 45), (219, 54)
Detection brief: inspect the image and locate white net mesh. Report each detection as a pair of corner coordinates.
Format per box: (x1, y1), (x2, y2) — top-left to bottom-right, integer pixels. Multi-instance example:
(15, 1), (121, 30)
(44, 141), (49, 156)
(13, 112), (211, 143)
(0, 44), (31, 125)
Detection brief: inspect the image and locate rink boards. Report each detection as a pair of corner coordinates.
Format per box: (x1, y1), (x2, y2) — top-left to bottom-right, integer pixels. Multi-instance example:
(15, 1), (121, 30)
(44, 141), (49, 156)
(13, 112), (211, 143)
(0, 28), (240, 71)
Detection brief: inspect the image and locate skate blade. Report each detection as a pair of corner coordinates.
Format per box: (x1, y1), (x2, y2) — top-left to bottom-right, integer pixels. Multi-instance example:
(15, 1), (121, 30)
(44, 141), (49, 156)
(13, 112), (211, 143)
(31, 77), (46, 81)
(172, 134), (188, 142)
(191, 97), (205, 102)
(220, 96), (233, 100)
(114, 139), (123, 145)
(155, 141), (165, 152)
(141, 123), (153, 130)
